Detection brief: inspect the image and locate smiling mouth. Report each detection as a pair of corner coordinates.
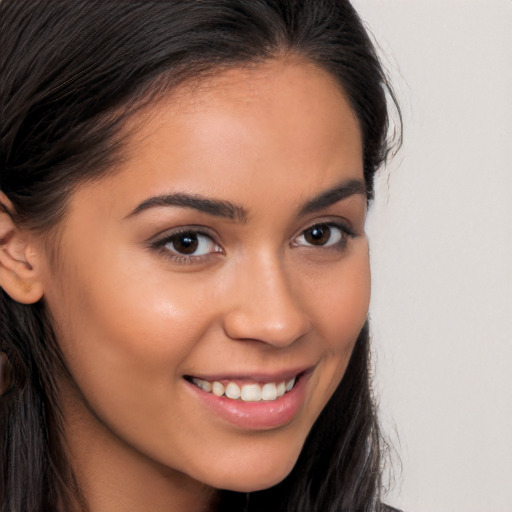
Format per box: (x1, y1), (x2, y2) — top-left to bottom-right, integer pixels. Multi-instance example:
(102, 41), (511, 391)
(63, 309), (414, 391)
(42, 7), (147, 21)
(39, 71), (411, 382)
(185, 375), (300, 402)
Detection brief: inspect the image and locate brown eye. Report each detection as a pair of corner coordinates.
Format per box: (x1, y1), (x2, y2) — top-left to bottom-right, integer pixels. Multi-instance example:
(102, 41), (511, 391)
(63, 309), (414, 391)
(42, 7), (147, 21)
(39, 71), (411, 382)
(170, 232), (199, 254)
(161, 231), (220, 258)
(304, 225), (331, 245)
(296, 223), (345, 248)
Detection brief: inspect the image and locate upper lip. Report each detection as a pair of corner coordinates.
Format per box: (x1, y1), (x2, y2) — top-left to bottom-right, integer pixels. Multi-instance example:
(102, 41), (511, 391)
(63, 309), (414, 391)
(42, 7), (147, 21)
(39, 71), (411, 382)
(184, 365), (314, 383)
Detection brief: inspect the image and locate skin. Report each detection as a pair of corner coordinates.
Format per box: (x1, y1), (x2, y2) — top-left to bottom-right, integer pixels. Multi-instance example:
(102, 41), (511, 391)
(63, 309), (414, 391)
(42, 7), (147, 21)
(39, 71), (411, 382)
(5, 58), (370, 512)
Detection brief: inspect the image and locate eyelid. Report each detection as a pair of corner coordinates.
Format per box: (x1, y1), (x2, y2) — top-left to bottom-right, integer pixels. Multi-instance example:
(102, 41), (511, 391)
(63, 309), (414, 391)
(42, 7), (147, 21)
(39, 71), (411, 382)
(291, 218), (356, 250)
(294, 217), (355, 239)
(148, 225), (224, 263)
(149, 225), (220, 245)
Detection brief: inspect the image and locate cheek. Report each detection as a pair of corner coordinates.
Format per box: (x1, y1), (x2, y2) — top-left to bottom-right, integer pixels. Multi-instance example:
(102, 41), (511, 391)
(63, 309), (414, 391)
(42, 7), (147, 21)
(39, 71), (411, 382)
(44, 261), (226, 473)
(333, 255), (370, 344)
(44, 252), (215, 415)
(306, 244), (371, 349)
(301, 243), (370, 399)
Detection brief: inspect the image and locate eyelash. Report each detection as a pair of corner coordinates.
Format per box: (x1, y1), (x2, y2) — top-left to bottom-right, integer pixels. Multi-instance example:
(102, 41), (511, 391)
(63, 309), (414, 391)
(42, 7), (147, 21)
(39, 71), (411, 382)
(150, 221), (355, 265)
(150, 227), (222, 265)
(293, 222), (355, 250)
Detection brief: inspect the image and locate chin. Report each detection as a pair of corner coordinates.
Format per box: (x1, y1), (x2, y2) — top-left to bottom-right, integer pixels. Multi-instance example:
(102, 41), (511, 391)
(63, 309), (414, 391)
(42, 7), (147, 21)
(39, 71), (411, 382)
(196, 453), (299, 493)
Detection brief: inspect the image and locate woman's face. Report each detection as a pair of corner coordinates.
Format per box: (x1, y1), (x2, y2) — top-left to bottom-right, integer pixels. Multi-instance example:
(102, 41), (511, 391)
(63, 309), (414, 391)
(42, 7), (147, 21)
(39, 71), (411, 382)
(40, 59), (370, 495)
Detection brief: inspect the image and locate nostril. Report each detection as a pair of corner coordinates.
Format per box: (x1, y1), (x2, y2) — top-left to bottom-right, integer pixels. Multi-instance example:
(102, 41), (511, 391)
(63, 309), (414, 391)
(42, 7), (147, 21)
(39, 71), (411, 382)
(222, 305), (311, 347)
(222, 260), (312, 346)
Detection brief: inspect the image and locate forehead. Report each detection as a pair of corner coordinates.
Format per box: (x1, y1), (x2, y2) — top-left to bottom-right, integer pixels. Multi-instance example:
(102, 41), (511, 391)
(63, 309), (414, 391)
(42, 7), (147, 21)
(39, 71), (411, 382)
(72, 58), (363, 218)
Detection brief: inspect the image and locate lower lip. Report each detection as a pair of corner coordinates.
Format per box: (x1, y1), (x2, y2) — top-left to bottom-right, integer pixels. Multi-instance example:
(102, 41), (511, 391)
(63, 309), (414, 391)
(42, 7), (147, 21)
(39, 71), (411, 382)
(185, 372), (311, 430)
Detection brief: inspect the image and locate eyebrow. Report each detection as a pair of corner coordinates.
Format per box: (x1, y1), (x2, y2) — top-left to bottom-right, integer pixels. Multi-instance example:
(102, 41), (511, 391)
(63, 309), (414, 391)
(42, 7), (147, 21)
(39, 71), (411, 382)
(298, 178), (367, 215)
(126, 193), (247, 222)
(125, 178), (366, 221)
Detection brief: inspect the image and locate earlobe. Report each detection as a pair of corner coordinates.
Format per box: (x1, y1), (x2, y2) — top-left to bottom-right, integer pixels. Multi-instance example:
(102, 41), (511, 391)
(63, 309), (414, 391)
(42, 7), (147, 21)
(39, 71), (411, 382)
(0, 197), (44, 304)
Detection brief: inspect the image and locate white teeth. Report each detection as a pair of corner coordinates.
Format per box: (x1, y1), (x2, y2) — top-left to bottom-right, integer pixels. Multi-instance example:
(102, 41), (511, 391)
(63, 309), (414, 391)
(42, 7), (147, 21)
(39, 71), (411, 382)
(192, 378), (212, 393)
(241, 383), (262, 402)
(191, 376), (298, 401)
(261, 382), (277, 401)
(212, 381), (225, 396)
(225, 382), (241, 399)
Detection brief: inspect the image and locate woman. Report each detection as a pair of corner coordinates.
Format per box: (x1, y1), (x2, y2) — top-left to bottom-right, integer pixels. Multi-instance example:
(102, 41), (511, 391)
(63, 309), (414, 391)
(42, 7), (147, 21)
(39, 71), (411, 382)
(0, 1), (401, 511)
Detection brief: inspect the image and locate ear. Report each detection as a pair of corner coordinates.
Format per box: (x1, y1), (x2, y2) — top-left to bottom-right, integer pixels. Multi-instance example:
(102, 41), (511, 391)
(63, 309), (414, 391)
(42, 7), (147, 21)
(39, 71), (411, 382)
(0, 195), (44, 304)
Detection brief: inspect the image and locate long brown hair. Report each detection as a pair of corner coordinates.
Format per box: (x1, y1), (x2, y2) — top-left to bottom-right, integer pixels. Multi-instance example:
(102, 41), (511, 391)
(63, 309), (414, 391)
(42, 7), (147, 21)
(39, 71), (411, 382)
(0, 1), (400, 510)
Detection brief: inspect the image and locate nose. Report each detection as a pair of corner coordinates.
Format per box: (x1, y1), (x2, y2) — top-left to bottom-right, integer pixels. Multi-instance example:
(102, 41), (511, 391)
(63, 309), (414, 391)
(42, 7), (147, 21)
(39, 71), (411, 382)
(222, 256), (312, 347)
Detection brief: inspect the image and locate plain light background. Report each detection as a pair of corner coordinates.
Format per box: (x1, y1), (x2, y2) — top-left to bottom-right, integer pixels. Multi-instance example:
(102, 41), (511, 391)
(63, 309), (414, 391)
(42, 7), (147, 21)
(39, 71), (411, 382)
(349, 1), (512, 511)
